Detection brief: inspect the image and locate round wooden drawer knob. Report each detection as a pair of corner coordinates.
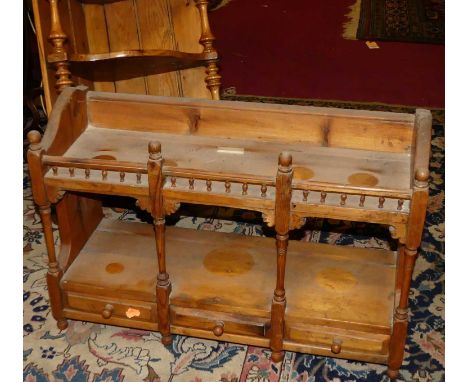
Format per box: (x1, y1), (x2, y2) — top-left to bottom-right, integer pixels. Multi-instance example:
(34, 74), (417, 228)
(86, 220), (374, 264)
(213, 321), (224, 336)
(102, 304), (114, 319)
(331, 339), (342, 354)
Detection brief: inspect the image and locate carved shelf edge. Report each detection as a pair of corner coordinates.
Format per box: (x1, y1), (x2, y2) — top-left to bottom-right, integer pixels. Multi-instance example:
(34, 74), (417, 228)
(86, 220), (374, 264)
(389, 224), (408, 243)
(135, 197), (181, 217)
(46, 186), (66, 204)
(262, 211), (306, 230)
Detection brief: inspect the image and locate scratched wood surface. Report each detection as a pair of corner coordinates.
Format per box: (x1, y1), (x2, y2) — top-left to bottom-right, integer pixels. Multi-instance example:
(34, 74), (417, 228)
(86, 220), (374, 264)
(64, 124), (411, 191)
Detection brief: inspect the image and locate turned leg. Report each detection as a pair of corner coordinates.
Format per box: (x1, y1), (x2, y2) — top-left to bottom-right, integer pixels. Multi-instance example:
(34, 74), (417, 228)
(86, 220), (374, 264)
(148, 141), (172, 345)
(387, 244), (417, 379)
(388, 168), (429, 378)
(270, 152), (293, 362)
(48, 0), (73, 93)
(27, 131), (67, 330)
(195, 0), (222, 100)
(271, 233), (288, 362)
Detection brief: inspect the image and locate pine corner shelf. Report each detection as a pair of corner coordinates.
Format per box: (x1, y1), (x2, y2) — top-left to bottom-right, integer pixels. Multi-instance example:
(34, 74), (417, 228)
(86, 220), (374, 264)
(27, 86), (432, 379)
(32, 0), (221, 114)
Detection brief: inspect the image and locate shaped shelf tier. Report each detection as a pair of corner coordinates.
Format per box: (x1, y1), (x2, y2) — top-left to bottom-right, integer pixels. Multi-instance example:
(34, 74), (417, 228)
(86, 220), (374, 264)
(40, 88), (427, 227)
(61, 219), (396, 363)
(49, 50), (217, 81)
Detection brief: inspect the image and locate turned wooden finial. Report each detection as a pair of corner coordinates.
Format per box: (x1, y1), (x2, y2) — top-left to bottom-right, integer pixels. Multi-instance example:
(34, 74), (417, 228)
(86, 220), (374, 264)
(195, 0), (221, 99)
(278, 152), (292, 169)
(27, 130), (42, 151)
(414, 167), (429, 188)
(48, 0), (73, 91)
(148, 141), (162, 160)
(415, 168), (430, 183)
(195, 0), (215, 51)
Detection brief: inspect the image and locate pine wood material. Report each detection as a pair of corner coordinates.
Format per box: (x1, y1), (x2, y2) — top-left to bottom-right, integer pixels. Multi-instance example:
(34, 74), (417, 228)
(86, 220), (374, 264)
(60, 220), (396, 344)
(147, 141), (172, 345)
(28, 88), (431, 378)
(270, 152), (293, 362)
(32, 0), (220, 113)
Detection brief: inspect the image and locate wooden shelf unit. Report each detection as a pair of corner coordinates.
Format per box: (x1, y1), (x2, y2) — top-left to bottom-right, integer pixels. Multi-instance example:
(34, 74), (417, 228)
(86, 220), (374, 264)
(27, 87), (431, 379)
(32, 0), (221, 113)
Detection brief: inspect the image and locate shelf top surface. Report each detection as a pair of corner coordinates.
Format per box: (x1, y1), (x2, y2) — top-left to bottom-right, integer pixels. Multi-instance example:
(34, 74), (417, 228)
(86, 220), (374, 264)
(63, 125), (412, 191)
(62, 219), (396, 333)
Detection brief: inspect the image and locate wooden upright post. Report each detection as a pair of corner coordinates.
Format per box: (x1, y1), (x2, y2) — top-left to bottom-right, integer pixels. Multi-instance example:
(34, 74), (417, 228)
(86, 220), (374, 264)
(387, 109), (431, 379)
(195, 0), (222, 100)
(147, 141), (172, 345)
(27, 131), (68, 330)
(48, 0), (73, 92)
(270, 152), (293, 363)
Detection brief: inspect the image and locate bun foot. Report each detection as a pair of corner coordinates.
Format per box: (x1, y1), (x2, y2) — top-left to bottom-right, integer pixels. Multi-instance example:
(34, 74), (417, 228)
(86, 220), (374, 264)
(161, 334), (172, 346)
(57, 318), (68, 330)
(271, 350), (284, 363)
(387, 368), (399, 379)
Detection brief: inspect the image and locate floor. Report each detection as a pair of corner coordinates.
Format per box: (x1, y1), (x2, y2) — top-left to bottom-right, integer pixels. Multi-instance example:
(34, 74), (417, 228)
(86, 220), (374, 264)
(210, 0), (444, 108)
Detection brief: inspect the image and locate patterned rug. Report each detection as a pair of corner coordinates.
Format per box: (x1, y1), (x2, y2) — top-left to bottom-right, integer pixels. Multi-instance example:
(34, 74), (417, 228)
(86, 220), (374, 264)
(344, 0), (444, 44)
(23, 104), (444, 381)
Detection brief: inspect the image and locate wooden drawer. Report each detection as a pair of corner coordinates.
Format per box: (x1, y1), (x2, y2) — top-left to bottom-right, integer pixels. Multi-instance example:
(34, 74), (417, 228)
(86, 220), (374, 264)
(65, 292), (157, 323)
(286, 323), (390, 355)
(171, 306), (267, 338)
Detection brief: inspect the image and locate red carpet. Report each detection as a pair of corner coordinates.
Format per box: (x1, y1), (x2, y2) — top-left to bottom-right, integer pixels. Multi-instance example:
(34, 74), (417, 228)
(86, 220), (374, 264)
(210, 0), (444, 108)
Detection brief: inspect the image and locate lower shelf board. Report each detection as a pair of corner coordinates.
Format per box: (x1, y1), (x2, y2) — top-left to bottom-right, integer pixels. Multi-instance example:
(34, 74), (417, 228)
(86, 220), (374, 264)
(61, 218), (396, 363)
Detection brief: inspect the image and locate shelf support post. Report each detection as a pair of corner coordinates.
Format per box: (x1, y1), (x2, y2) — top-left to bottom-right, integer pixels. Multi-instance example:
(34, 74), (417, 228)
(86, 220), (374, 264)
(48, 0), (73, 92)
(148, 141), (172, 345)
(27, 131), (68, 330)
(387, 168), (429, 379)
(195, 0), (222, 100)
(270, 152), (293, 363)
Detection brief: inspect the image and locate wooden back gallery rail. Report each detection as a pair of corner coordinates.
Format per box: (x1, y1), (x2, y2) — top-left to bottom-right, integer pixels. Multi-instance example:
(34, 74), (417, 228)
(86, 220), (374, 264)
(27, 87), (431, 379)
(32, 0), (221, 114)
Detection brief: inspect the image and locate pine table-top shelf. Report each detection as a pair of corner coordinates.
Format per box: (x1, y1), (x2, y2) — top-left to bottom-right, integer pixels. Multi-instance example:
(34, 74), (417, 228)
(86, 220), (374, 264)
(27, 86), (432, 374)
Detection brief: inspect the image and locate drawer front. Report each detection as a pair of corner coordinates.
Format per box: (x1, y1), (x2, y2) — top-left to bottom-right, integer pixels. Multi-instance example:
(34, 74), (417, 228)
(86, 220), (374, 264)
(65, 292), (156, 322)
(286, 324), (390, 355)
(171, 306), (267, 338)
